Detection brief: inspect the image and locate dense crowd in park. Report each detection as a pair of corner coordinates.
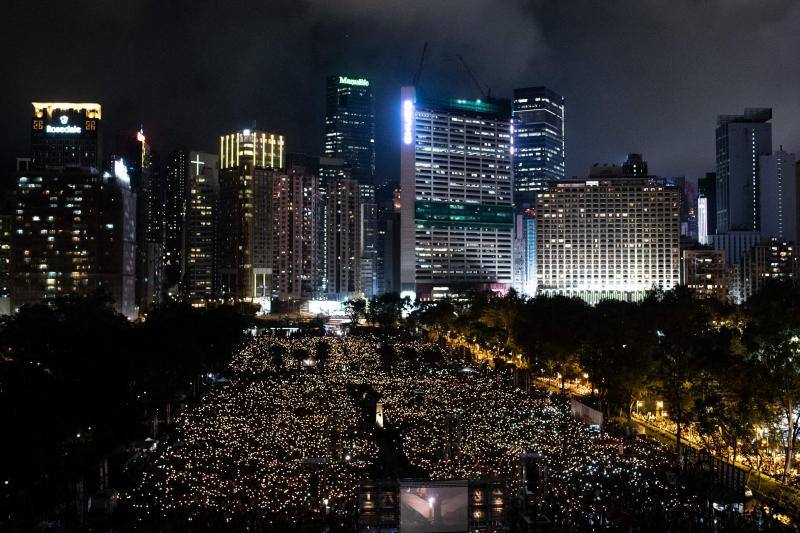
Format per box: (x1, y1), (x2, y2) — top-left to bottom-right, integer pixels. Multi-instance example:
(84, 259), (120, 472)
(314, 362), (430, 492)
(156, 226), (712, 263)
(133, 334), (776, 530)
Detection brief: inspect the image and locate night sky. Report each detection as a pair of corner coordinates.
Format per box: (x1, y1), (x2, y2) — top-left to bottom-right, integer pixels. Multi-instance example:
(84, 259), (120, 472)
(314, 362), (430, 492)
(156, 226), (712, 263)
(3, 0), (799, 185)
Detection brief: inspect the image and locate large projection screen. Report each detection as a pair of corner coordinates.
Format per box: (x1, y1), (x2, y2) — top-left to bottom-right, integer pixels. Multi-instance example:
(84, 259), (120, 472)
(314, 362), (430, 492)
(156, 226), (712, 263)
(399, 481), (468, 532)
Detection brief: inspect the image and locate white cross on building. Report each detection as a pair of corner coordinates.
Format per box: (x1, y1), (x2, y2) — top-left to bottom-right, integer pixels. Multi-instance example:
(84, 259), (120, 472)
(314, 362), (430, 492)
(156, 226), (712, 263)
(191, 155), (204, 175)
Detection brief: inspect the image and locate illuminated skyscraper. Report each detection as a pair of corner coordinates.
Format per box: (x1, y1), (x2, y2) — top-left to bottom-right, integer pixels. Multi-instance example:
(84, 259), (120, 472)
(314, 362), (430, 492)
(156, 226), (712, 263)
(400, 87), (513, 300)
(536, 178), (680, 303)
(217, 129), (284, 308)
(30, 102), (102, 169)
(12, 103), (136, 315)
(716, 108), (772, 232)
(324, 75), (375, 183)
(183, 152), (218, 305)
(512, 87), (565, 207)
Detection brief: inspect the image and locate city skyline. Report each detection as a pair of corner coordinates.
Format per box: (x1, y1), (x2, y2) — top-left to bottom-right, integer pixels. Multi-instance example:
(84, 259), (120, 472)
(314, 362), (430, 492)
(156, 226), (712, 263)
(2, 1), (800, 184)
(6, 4), (800, 530)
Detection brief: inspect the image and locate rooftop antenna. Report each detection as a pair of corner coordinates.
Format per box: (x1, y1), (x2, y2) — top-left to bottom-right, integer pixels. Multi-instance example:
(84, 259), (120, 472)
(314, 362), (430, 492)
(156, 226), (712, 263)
(413, 41), (428, 87)
(457, 54), (491, 99)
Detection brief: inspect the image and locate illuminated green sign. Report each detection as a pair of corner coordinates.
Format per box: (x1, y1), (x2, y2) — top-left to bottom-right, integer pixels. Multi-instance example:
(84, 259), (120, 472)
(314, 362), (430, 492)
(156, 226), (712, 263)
(415, 201), (513, 228)
(339, 76), (370, 87)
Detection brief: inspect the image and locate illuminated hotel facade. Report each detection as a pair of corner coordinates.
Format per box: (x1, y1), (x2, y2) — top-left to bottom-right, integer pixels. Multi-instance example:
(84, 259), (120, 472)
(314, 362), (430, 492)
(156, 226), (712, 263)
(536, 178), (680, 303)
(12, 103), (137, 316)
(217, 129), (284, 308)
(400, 87), (514, 300)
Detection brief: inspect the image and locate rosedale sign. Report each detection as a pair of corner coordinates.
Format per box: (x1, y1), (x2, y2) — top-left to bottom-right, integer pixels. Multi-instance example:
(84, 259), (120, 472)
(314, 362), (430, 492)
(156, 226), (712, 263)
(46, 124), (81, 134)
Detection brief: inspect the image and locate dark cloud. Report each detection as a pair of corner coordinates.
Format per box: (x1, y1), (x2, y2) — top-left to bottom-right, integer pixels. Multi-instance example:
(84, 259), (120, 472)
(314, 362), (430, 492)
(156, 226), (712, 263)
(1, 0), (799, 183)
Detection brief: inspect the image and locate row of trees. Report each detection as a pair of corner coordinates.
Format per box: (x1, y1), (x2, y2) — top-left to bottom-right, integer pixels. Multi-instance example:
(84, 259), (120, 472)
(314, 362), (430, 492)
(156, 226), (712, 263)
(412, 281), (800, 483)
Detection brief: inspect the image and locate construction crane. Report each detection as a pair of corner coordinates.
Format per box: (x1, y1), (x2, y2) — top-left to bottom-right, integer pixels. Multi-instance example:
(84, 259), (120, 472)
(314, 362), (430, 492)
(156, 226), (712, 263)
(457, 54), (491, 100)
(413, 41), (428, 86)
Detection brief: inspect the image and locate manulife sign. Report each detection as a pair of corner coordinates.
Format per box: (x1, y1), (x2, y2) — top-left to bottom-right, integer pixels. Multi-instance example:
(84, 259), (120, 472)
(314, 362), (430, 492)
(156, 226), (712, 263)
(339, 76), (369, 87)
(415, 201), (513, 228)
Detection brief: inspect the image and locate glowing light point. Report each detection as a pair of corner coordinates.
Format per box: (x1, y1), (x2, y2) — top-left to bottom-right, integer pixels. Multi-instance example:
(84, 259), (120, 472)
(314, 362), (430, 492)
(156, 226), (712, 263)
(402, 100), (414, 145)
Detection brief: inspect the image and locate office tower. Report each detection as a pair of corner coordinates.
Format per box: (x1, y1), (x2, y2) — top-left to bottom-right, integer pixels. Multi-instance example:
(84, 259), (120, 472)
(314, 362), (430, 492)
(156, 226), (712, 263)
(400, 87), (513, 300)
(164, 149), (188, 291)
(12, 102), (135, 316)
(31, 102), (101, 168)
(512, 87), (565, 208)
(183, 152), (219, 306)
(217, 129), (284, 309)
(759, 148), (797, 242)
(324, 75), (375, 183)
(325, 173), (362, 300)
(536, 178), (680, 303)
(681, 249), (729, 301)
(716, 108), (772, 233)
(697, 172), (717, 243)
(272, 159), (319, 304)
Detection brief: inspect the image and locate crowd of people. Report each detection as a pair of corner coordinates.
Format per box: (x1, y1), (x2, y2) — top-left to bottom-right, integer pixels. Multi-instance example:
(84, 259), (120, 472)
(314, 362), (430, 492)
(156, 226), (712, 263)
(132, 334), (769, 529)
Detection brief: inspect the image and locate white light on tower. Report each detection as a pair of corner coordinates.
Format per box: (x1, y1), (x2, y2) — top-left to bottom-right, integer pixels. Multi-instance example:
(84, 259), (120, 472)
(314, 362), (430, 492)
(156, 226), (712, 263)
(114, 159), (130, 183)
(402, 99), (414, 145)
(698, 197), (708, 244)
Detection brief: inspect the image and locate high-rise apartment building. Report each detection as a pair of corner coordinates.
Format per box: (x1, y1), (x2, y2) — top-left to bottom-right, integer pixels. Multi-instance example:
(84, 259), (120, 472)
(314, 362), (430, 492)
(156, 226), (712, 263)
(681, 248), (729, 301)
(217, 129), (284, 309)
(324, 75), (375, 183)
(512, 87), (565, 207)
(709, 230), (762, 303)
(183, 152), (218, 306)
(165, 149), (188, 291)
(716, 108), (772, 233)
(400, 87), (514, 300)
(743, 239), (800, 300)
(325, 173), (361, 300)
(272, 160), (319, 303)
(759, 148), (797, 242)
(536, 178), (680, 303)
(359, 183), (378, 298)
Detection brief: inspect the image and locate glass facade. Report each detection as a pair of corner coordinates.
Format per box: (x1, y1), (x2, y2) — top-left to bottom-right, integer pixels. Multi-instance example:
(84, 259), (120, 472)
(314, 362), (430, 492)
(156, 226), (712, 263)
(324, 75), (375, 183)
(512, 87), (565, 207)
